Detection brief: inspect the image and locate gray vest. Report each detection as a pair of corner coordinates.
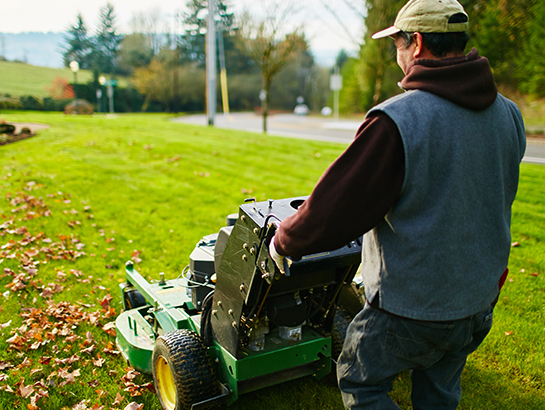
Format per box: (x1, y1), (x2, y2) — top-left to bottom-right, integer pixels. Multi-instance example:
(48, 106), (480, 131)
(363, 90), (526, 320)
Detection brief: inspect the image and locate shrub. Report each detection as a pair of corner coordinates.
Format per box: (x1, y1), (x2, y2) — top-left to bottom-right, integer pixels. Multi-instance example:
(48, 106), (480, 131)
(0, 122), (15, 134)
(64, 99), (94, 115)
(19, 95), (43, 110)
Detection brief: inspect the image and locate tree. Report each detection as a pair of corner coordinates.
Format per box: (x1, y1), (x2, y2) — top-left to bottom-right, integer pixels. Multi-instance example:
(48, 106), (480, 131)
(129, 8), (165, 56)
(268, 35), (315, 110)
(45, 76), (75, 100)
(178, 0), (254, 74)
(335, 49), (350, 71)
(132, 59), (173, 111)
(356, 0), (406, 110)
(118, 33), (155, 75)
(94, 3), (124, 76)
(516, 0), (545, 97)
(62, 14), (93, 69)
(235, 0), (306, 133)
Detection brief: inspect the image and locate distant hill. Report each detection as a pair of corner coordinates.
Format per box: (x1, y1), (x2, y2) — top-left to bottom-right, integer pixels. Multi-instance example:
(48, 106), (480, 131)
(0, 60), (94, 97)
(0, 32), (66, 68)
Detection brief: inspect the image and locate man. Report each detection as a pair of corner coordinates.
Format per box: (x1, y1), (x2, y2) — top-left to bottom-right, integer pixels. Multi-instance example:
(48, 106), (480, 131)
(269, 0), (526, 408)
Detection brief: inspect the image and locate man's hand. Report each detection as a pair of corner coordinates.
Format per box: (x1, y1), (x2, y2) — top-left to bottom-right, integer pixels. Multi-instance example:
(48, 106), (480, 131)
(269, 236), (292, 275)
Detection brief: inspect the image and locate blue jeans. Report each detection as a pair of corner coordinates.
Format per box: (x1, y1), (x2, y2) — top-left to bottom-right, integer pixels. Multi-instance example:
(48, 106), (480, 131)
(337, 303), (493, 409)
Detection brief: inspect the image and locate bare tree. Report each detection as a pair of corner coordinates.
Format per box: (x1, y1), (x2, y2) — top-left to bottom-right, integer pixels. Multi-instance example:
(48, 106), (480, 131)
(129, 8), (165, 55)
(317, 0), (367, 48)
(235, 0), (306, 133)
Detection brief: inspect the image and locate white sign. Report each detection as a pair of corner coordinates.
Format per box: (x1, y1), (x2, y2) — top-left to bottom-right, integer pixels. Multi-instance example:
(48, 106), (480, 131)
(330, 74), (343, 91)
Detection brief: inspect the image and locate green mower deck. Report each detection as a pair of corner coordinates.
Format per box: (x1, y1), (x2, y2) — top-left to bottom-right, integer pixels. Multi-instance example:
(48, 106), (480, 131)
(115, 197), (363, 409)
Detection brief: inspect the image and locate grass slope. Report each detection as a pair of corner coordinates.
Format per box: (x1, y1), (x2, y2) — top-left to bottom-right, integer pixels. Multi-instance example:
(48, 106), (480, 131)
(0, 111), (543, 410)
(0, 61), (127, 98)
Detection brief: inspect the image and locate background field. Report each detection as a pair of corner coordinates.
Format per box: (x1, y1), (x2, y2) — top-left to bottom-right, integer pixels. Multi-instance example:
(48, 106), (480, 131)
(0, 112), (543, 409)
(0, 61), (129, 98)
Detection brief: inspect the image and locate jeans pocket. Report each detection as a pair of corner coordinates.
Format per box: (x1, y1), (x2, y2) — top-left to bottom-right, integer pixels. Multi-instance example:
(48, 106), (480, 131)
(385, 316), (455, 362)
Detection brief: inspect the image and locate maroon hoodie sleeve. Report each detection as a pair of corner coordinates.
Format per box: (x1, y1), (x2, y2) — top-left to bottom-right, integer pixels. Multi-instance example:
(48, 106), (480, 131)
(275, 112), (405, 259)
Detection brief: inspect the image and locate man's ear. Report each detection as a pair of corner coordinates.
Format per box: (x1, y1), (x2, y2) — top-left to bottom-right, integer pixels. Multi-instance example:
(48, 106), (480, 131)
(413, 32), (425, 58)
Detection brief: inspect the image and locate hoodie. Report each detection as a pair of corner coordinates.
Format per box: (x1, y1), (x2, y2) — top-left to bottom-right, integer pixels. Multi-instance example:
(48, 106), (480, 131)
(275, 49), (499, 259)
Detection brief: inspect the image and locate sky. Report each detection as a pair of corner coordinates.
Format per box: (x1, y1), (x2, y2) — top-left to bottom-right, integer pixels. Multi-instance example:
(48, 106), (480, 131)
(0, 0), (364, 67)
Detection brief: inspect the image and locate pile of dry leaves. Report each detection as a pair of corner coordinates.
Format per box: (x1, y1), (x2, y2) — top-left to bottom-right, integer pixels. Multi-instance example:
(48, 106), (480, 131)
(0, 181), (150, 410)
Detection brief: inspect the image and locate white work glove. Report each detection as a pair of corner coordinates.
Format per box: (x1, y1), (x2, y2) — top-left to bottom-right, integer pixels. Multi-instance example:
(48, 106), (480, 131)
(269, 236), (292, 275)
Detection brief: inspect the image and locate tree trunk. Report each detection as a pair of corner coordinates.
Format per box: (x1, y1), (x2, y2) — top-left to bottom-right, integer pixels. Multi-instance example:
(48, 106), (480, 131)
(262, 79), (271, 134)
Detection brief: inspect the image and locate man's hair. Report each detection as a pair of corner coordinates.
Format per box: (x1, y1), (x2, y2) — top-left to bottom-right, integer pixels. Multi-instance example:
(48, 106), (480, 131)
(399, 13), (470, 57)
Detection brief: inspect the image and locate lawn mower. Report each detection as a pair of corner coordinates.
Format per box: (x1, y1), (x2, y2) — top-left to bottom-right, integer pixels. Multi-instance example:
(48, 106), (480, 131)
(116, 196), (364, 410)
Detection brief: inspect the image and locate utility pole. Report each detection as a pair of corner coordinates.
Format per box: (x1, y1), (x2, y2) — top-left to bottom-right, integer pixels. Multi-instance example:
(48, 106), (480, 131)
(173, 10), (181, 113)
(206, 0), (217, 126)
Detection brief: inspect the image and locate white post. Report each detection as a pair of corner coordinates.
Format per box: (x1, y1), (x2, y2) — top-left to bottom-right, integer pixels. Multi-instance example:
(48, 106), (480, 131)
(108, 83), (114, 114)
(330, 66), (343, 122)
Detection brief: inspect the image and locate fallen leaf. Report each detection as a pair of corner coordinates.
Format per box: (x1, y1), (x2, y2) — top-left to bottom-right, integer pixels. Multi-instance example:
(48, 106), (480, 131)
(0, 384), (14, 393)
(100, 294), (113, 309)
(102, 341), (120, 356)
(113, 392), (124, 406)
(38, 356), (52, 366)
(92, 357), (105, 367)
(30, 367), (43, 377)
(0, 319), (12, 329)
(19, 357), (32, 368)
(18, 383), (34, 398)
(530, 272), (539, 277)
(505, 331), (513, 336)
(87, 379), (100, 387)
(102, 322), (117, 337)
(123, 367), (140, 382)
(72, 400), (90, 410)
(81, 345), (96, 355)
(0, 361), (14, 370)
(124, 403), (144, 410)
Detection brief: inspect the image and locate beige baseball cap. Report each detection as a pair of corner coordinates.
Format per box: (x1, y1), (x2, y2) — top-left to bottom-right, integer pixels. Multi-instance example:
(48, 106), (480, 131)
(372, 0), (468, 39)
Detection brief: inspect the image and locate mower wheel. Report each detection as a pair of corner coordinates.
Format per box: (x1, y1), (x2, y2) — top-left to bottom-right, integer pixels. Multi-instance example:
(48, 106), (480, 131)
(152, 329), (219, 410)
(122, 286), (147, 310)
(332, 305), (353, 361)
(322, 305), (353, 386)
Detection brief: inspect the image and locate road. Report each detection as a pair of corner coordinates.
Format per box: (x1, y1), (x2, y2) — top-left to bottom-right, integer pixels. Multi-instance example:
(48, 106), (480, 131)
(173, 112), (545, 164)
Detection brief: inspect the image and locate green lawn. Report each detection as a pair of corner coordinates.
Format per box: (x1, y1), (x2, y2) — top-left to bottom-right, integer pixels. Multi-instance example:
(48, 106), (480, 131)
(0, 112), (543, 410)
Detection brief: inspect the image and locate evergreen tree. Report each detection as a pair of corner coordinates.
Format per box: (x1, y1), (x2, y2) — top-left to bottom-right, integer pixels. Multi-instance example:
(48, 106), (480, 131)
(94, 3), (124, 75)
(63, 14), (93, 69)
(179, 0), (254, 74)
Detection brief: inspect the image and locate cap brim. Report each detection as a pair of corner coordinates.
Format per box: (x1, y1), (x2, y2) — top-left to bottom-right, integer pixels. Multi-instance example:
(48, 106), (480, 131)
(372, 26), (401, 39)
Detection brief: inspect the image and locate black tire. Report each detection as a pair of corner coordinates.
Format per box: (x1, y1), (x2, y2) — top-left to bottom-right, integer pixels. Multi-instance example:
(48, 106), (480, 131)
(200, 291), (215, 347)
(152, 329), (219, 410)
(332, 305), (352, 361)
(322, 305), (353, 387)
(122, 286), (147, 310)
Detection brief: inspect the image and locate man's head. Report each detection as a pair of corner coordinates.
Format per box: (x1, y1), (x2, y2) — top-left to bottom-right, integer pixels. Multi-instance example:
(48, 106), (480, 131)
(373, 0), (470, 73)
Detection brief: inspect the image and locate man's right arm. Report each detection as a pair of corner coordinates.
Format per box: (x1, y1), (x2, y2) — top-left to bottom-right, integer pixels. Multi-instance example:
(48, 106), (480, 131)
(274, 112), (405, 260)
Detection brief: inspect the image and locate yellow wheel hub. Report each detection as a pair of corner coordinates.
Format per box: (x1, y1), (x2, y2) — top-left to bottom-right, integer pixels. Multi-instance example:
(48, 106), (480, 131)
(156, 355), (177, 410)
